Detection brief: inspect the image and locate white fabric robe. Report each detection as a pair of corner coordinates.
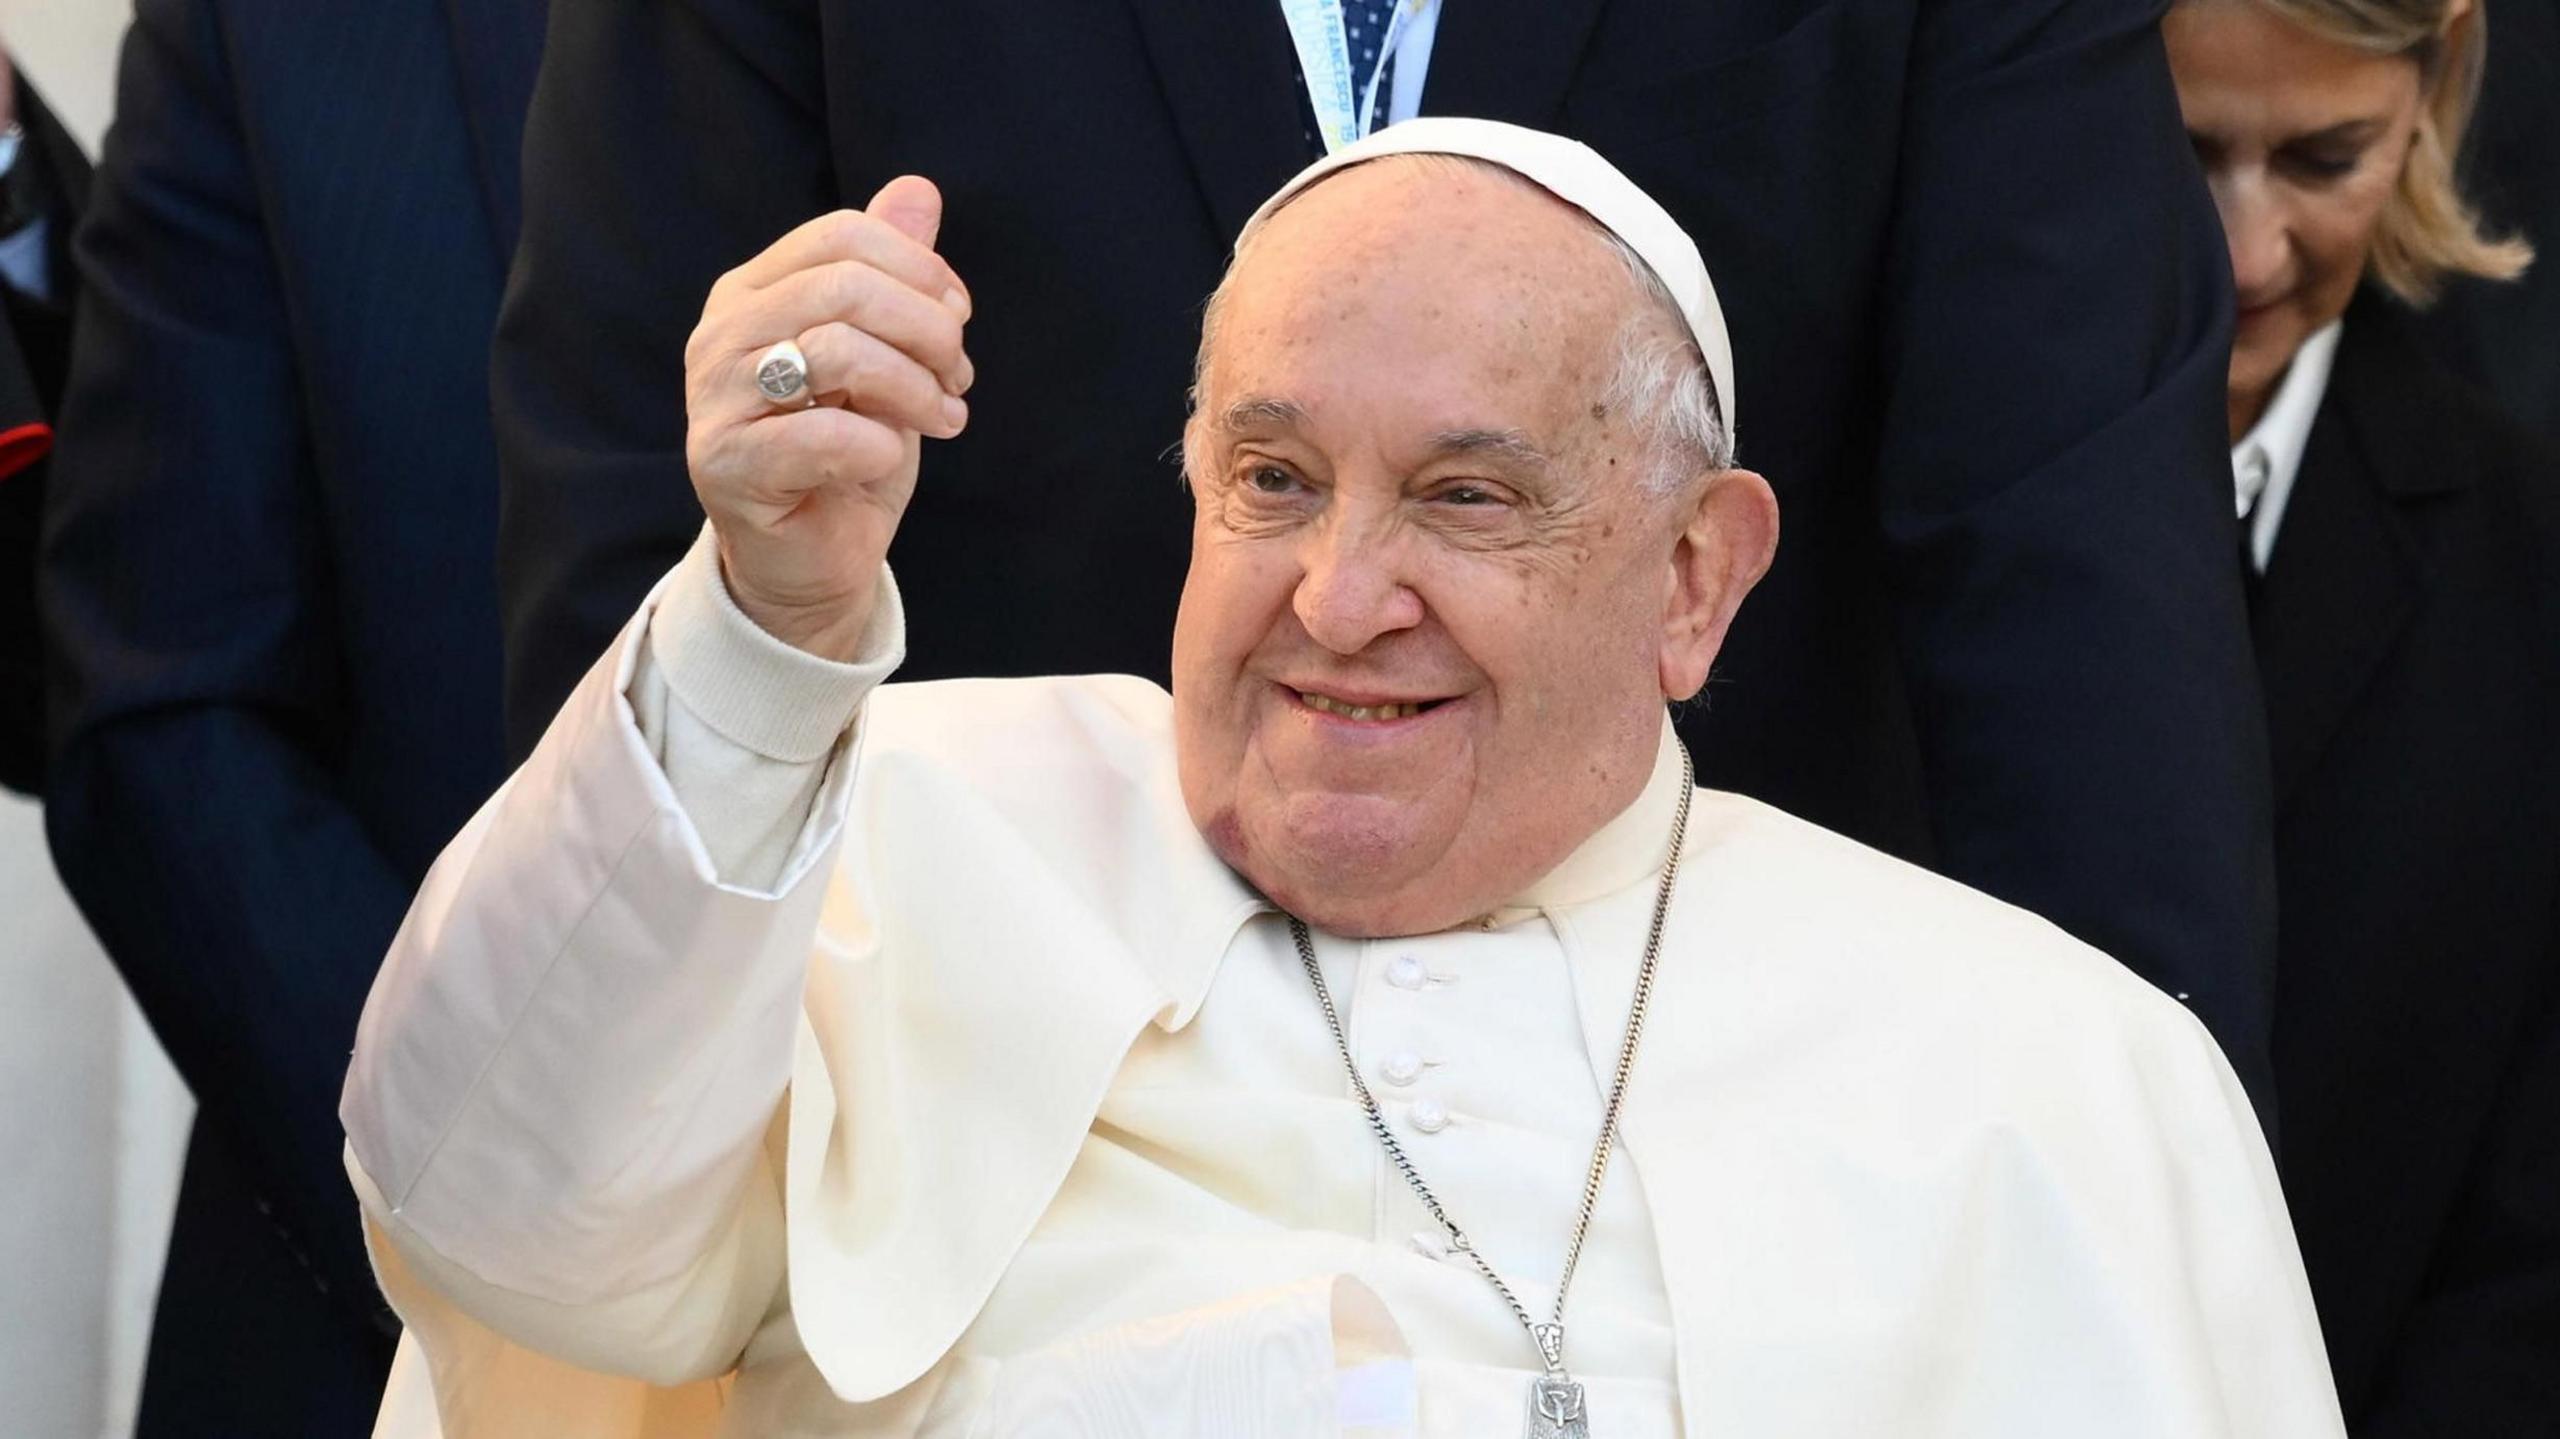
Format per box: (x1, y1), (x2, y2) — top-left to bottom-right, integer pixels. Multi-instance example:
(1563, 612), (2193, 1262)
(341, 552), (2343, 1438)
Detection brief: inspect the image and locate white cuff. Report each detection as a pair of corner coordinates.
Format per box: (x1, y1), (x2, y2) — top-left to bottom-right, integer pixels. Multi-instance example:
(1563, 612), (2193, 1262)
(650, 524), (905, 763)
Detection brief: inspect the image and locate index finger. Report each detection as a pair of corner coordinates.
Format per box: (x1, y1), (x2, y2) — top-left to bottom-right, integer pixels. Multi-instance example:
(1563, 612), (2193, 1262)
(729, 207), (966, 312)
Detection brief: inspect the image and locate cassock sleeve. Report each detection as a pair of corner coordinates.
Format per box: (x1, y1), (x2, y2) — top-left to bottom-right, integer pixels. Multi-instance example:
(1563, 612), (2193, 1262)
(341, 532), (900, 1386)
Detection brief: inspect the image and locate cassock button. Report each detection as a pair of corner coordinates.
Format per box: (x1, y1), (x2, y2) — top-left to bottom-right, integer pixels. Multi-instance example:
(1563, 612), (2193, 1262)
(1386, 956), (1427, 990)
(1409, 1098), (1450, 1134)
(1382, 1051), (1425, 1086)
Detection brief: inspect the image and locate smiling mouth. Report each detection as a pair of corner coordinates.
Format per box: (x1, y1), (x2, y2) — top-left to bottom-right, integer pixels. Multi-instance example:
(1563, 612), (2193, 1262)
(1297, 691), (1448, 722)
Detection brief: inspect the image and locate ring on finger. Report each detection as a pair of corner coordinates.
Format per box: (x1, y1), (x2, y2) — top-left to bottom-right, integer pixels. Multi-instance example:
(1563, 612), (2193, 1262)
(754, 339), (815, 409)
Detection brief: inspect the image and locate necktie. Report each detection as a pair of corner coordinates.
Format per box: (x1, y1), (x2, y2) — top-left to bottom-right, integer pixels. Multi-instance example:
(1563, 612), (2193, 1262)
(1346, 0), (1403, 124)
(2239, 497), (2263, 612)
(1294, 0), (1406, 158)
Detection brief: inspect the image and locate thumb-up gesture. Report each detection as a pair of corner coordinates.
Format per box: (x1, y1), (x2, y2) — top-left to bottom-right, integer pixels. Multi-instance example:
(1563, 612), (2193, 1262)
(683, 177), (973, 659)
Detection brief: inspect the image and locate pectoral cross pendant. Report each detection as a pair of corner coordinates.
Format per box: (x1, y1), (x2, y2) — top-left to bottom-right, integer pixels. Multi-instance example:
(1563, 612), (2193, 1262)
(1526, 1376), (1590, 1439)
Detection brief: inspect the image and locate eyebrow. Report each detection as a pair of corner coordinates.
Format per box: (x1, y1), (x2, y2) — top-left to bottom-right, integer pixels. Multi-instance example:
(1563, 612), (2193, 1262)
(1211, 401), (1556, 479)
(1425, 427), (1551, 472)
(1215, 396), (1310, 433)
(2287, 117), (2389, 148)
(2188, 115), (2390, 155)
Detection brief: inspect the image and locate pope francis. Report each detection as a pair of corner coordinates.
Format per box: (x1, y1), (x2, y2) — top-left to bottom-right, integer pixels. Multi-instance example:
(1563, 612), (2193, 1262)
(342, 121), (2343, 1438)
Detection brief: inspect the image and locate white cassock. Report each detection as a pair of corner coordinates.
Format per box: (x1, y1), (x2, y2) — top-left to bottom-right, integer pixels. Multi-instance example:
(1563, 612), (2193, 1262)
(342, 531), (2345, 1439)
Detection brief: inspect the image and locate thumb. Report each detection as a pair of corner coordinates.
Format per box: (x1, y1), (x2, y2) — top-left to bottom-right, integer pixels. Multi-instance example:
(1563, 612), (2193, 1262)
(867, 175), (944, 250)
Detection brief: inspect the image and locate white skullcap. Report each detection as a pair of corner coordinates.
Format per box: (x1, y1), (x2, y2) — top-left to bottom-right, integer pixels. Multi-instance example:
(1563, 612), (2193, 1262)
(1242, 117), (1737, 443)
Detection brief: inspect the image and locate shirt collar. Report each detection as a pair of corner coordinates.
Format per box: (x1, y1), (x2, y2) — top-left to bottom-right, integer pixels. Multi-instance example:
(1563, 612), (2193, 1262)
(2232, 318), (2343, 528)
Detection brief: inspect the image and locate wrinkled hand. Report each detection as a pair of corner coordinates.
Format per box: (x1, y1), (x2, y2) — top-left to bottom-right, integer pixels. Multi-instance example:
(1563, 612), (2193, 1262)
(684, 177), (973, 659)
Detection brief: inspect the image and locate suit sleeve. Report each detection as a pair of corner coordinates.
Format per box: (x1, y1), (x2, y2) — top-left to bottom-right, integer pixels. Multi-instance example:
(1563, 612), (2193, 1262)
(493, 0), (836, 758)
(2358, 922), (2560, 1433)
(39, 0), (408, 1333)
(1875, 0), (2277, 1106)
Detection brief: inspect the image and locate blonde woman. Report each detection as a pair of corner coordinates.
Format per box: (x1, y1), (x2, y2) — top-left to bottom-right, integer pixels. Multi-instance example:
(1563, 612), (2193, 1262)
(2165, 2), (2560, 1431)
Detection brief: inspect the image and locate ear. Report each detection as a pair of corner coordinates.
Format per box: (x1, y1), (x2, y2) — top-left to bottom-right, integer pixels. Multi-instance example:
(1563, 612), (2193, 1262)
(1657, 469), (1778, 702)
(1179, 412), (1216, 501)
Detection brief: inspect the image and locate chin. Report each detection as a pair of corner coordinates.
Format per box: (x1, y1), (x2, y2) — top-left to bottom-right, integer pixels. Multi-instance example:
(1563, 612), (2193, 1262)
(1279, 790), (1436, 883)
(1241, 792), (1462, 935)
(2235, 303), (2317, 382)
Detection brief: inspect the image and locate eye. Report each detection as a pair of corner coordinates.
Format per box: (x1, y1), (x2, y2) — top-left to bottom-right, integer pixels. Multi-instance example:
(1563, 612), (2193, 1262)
(1245, 464), (1301, 495)
(1428, 481), (1513, 509)
(2278, 146), (2361, 185)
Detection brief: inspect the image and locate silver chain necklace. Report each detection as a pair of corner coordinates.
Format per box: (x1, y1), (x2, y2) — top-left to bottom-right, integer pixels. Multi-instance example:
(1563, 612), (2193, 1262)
(1284, 742), (1695, 1439)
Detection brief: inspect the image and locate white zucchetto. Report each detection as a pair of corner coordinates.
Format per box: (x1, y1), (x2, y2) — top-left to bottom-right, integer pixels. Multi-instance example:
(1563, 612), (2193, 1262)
(1243, 116), (1738, 444)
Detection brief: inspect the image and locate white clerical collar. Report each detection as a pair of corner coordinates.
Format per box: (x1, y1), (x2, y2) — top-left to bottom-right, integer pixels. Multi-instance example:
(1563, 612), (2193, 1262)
(1485, 715), (1687, 927)
(2232, 319), (2342, 573)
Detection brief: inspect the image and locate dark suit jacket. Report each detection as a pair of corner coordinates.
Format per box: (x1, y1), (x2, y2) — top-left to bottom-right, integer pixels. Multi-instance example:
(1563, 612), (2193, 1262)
(2258, 290), (2560, 1434)
(40, 0), (541, 1429)
(0, 79), (89, 795)
(495, 0), (2275, 1102)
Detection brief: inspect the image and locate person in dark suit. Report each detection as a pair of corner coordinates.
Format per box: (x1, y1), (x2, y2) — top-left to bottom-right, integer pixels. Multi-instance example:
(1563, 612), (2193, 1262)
(492, 0), (2282, 1110)
(39, 0), (544, 1430)
(0, 61), (89, 796)
(2165, 1), (2559, 1430)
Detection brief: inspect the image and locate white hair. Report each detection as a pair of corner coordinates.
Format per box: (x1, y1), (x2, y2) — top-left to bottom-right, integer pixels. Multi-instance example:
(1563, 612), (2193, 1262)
(1187, 156), (1731, 496)
(1596, 230), (1733, 493)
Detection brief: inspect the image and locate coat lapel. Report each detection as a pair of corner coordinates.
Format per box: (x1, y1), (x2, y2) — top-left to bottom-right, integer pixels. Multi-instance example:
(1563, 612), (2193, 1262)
(2253, 300), (2464, 810)
(437, 0), (548, 255)
(1118, 0), (1313, 243)
(1419, 0), (1610, 128)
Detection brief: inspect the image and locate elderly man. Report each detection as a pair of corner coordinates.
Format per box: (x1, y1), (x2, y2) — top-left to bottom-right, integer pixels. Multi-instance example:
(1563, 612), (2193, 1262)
(344, 122), (2339, 1438)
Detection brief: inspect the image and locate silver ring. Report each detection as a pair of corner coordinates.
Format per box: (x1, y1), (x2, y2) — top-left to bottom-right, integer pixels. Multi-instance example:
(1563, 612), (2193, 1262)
(754, 339), (811, 407)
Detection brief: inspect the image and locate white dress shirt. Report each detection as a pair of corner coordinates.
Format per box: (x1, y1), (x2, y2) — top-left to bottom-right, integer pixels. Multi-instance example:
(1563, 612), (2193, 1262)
(2232, 319), (2343, 574)
(345, 533), (2344, 1439)
(1277, 0), (1441, 145)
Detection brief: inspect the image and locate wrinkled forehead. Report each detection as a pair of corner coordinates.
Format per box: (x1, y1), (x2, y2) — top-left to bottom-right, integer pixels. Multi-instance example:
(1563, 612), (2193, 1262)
(1224, 118), (1736, 439)
(1204, 159), (1638, 387)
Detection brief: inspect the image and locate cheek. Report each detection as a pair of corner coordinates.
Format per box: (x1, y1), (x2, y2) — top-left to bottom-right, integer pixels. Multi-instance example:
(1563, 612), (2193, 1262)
(1432, 559), (1652, 718)
(1173, 539), (1298, 709)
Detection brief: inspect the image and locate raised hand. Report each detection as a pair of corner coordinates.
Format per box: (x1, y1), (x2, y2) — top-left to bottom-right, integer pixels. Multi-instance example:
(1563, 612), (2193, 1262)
(682, 176), (973, 659)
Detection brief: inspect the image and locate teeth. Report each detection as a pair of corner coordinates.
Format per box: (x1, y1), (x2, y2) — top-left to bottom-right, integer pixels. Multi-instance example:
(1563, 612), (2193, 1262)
(1300, 692), (1423, 721)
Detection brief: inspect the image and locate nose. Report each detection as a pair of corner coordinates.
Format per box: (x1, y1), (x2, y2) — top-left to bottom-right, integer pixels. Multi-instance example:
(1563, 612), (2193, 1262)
(1292, 516), (1425, 656)
(2213, 173), (2291, 304)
